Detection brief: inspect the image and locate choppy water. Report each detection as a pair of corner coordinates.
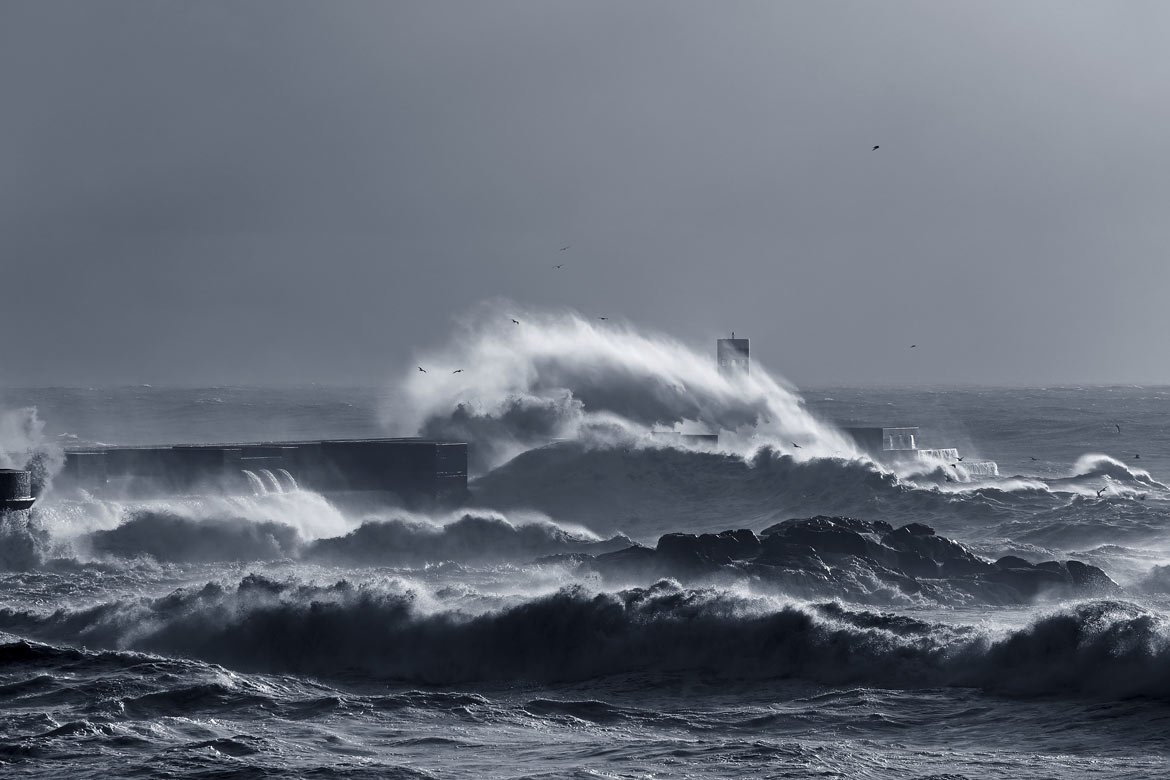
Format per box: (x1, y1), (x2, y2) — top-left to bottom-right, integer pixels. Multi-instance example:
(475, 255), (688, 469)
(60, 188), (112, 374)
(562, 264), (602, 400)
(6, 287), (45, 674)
(2, 379), (1170, 778)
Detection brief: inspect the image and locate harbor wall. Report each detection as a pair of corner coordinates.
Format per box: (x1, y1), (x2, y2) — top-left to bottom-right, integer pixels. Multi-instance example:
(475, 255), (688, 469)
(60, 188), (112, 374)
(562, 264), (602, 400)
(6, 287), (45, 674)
(61, 438), (468, 506)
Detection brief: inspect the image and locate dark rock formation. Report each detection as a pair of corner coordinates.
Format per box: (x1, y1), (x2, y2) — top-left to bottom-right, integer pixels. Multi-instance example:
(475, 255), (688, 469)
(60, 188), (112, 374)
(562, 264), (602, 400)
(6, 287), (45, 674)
(577, 516), (1120, 606)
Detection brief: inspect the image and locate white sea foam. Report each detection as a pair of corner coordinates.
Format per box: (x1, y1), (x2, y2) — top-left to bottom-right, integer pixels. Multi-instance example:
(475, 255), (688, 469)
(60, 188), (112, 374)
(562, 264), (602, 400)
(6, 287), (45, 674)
(381, 302), (860, 472)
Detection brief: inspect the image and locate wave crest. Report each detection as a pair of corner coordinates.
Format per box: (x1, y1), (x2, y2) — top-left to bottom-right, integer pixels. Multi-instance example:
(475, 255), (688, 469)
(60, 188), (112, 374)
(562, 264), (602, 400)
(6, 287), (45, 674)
(2, 577), (1166, 699)
(383, 302), (857, 472)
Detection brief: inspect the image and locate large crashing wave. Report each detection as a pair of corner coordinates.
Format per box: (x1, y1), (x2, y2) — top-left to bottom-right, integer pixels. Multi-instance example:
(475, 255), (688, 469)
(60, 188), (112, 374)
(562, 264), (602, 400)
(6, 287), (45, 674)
(0, 406), (63, 496)
(382, 302), (858, 473)
(472, 442), (907, 537)
(1, 577), (1166, 699)
(34, 492), (629, 567)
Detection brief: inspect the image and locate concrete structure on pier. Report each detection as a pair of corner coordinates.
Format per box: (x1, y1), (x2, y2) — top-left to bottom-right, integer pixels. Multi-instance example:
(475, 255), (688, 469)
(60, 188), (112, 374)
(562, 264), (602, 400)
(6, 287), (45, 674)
(717, 336), (749, 377)
(61, 438), (468, 506)
(843, 426), (919, 455)
(0, 469), (36, 514)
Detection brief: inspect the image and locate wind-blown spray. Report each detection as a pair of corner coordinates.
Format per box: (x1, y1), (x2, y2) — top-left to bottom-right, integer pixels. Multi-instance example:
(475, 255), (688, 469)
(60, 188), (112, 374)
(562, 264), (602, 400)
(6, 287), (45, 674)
(0, 406), (63, 495)
(383, 302), (858, 472)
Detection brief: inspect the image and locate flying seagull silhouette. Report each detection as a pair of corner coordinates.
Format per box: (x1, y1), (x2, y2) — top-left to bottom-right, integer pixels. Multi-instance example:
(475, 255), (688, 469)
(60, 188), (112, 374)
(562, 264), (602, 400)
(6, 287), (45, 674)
(554, 264), (564, 269)
(956, 456), (965, 462)
(560, 246), (570, 251)
(1096, 487), (1107, 498)
(910, 344), (917, 349)
(1135, 453), (1141, 459)
(872, 145), (880, 151)
(1030, 456), (1038, 461)
(511, 319), (520, 324)
(417, 366), (426, 373)
(452, 369), (463, 374)
(598, 317), (608, 320)
(791, 442), (802, 449)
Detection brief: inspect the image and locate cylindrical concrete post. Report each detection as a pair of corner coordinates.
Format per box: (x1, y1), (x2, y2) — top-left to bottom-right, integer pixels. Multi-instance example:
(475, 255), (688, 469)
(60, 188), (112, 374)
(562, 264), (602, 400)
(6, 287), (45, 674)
(0, 469), (36, 512)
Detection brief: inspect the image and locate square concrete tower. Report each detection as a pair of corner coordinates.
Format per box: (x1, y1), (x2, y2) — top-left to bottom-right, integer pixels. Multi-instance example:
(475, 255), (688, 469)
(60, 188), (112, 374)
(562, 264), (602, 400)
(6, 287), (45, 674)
(717, 337), (749, 377)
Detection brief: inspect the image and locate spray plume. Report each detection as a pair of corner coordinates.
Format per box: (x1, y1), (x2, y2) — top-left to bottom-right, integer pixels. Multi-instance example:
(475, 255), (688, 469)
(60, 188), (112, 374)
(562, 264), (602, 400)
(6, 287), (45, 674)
(0, 406), (63, 496)
(382, 302), (858, 472)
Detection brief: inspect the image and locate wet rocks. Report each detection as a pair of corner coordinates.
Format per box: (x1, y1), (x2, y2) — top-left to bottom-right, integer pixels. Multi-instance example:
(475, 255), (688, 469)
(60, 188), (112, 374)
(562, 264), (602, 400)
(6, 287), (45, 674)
(983, 555), (1118, 598)
(577, 516), (1120, 605)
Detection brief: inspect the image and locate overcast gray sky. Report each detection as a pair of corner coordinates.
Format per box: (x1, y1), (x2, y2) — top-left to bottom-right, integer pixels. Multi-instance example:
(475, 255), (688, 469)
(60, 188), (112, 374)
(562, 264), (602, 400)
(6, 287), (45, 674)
(2, 1), (1168, 387)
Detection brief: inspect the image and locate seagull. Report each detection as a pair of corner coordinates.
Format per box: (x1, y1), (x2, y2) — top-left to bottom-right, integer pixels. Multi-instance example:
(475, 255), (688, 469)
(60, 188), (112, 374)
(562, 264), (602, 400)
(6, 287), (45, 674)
(1030, 456), (1038, 461)
(910, 344), (917, 349)
(452, 369), (463, 374)
(956, 456), (965, 462)
(1135, 453), (1141, 460)
(950, 463), (958, 469)
(791, 442), (802, 449)
(417, 366), (427, 373)
(598, 317), (608, 320)
(1116, 423), (1122, 434)
(554, 264), (564, 269)
(1096, 487), (1107, 498)
(872, 145), (880, 151)
(560, 246), (570, 251)
(512, 319), (520, 324)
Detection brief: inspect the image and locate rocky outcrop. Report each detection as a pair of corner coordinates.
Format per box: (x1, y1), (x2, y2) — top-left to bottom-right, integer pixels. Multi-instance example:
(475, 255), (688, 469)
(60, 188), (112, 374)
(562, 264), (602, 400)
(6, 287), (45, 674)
(579, 516), (1119, 606)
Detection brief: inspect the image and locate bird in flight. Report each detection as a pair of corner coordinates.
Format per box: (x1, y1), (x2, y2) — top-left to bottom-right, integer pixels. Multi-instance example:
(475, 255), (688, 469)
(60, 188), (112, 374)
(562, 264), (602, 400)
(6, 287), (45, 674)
(512, 319), (520, 324)
(554, 264), (564, 269)
(872, 145), (880, 151)
(1030, 456), (1038, 461)
(956, 456), (965, 462)
(791, 442), (802, 449)
(1096, 487), (1107, 498)
(1115, 423), (1121, 433)
(417, 366), (427, 373)
(560, 246), (570, 251)
(910, 344), (917, 349)
(1135, 453), (1141, 460)
(598, 317), (608, 320)
(452, 369), (463, 374)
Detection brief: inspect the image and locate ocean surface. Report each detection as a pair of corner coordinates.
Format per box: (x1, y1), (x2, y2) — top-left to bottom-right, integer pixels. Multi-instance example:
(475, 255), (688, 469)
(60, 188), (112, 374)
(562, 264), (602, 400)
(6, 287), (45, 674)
(2, 376), (1169, 778)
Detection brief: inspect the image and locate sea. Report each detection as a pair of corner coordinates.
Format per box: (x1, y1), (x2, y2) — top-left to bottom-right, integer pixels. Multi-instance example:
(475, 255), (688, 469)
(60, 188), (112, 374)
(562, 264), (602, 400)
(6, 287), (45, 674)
(1, 370), (1169, 777)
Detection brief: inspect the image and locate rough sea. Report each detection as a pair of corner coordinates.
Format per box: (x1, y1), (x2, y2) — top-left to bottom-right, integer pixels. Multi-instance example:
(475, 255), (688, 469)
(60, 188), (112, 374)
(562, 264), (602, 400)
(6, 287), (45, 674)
(2, 317), (1169, 778)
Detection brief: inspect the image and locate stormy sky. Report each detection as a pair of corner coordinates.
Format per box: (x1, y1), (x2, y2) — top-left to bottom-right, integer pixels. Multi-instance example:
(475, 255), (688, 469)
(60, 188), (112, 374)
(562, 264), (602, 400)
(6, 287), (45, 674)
(2, 1), (1168, 387)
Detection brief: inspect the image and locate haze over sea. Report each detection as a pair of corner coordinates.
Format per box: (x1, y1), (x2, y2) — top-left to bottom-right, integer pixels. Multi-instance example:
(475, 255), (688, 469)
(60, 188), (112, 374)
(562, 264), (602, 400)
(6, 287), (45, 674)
(1, 312), (1169, 779)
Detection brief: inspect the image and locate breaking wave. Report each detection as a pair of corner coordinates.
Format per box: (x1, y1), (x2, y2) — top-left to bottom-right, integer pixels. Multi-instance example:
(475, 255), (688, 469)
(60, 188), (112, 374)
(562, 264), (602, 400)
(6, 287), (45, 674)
(470, 440), (1170, 545)
(0, 406), (63, 496)
(33, 495), (629, 567)
(306, 511), (630, 566)
(382, 302), (858, 472)
(472, 441), (905, 537)
(1, 577), (1166, 699)
(89, 511), (302, 563)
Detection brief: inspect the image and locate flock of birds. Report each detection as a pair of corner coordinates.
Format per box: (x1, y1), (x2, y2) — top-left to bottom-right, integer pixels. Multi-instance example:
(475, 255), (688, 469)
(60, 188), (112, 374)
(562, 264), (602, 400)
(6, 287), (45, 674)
(417, 244), (616, 376)
(421, 148), (885, 372)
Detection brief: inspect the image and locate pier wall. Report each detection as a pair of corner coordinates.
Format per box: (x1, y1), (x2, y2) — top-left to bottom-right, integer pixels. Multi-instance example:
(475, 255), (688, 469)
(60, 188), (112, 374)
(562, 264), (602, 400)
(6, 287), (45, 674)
(61, 438), (468, 505)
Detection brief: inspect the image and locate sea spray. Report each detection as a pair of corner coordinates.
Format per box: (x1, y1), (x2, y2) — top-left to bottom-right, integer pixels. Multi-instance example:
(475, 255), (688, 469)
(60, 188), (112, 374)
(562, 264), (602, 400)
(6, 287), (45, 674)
(0, 407), (63, 496)
(382, 302), (859, 472)
(2, 577), (1166, 698)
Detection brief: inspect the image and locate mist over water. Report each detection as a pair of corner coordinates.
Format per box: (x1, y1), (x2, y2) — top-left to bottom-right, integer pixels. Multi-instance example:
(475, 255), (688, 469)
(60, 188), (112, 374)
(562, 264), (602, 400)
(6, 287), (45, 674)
(3, 313), (1170, 777)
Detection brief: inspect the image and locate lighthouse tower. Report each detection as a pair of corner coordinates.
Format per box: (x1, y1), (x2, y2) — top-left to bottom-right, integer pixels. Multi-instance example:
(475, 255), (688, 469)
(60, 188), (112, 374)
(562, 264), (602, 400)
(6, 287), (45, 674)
(717, 334), (749, 377)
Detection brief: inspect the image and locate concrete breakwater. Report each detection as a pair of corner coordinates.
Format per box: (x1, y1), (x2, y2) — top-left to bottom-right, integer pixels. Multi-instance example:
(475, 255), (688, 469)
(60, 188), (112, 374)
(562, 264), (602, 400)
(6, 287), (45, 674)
(61, 438), (468, 506)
